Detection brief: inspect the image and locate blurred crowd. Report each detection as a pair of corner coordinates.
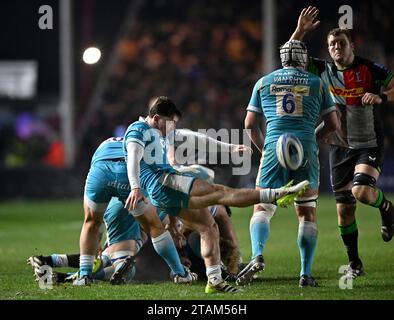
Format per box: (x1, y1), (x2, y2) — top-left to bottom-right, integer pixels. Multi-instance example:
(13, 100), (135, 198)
(81, 0), (263, 162)
(1, 0), (394, 171)
(0, 108), (65, 169)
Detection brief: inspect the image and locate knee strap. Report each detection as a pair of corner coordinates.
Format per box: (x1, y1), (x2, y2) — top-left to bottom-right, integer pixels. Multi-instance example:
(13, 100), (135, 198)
(334, 190), (356, 204)
(294, 196), (318, 208)
(353, 172), (376, 188)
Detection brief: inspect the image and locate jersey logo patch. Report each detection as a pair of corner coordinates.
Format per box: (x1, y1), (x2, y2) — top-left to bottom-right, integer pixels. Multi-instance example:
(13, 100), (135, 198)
(270, 84), (310, 117)
(329, 86), (364, 98)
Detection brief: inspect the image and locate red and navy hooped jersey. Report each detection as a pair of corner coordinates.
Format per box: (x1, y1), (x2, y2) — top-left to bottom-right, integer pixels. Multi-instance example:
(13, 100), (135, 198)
(309, 56), (393, 149)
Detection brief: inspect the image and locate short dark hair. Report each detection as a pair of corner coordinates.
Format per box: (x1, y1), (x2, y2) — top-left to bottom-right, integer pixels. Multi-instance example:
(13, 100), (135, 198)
(148, 96), (182, 118)
(327, 28), (353, 43)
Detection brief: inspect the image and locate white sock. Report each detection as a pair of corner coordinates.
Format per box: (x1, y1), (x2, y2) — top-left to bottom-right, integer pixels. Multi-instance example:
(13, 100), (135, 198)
(206, 264), (222, 285)
(79, 254), (95, 277)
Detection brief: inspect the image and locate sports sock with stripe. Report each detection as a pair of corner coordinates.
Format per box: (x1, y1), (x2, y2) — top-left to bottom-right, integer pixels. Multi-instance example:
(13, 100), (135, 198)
(79, 254), (94, 277)
(297, 221), (318, 276)
(249, 211), (270, 258)
(339, 220), (361, 264)
(152, 230), (186, 277)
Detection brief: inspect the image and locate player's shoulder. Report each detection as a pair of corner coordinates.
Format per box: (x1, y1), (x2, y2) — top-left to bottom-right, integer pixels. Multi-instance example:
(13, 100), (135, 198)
(355, 56), (390, 72)
(353, 56), (374, 67)
(308, 57), (330, 75)
(260, 68), (283, 83)
(306, 69), (322, 82)
(252, 75), (265, 89)
(99, 136), (123, 146)
(126, 119), (150, 134)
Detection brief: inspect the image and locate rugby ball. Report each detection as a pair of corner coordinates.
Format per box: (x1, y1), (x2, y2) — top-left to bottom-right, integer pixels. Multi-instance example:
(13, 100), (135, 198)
(276, 133), (304, 171)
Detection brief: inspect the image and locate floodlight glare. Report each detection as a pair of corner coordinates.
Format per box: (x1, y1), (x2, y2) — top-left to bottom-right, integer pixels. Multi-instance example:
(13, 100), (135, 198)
(83, 47), (101, 64)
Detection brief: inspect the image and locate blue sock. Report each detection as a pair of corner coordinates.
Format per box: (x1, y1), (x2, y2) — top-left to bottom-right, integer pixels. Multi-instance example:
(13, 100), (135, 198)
(250, 211), (270, 258)
(152, 231), (185, 277)
(79, 255), (94, 277)
(297, 221), (318, 276)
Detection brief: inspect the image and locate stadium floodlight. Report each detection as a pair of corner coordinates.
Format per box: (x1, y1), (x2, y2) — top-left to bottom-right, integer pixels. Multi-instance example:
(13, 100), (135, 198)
(82, 47), (101, 64)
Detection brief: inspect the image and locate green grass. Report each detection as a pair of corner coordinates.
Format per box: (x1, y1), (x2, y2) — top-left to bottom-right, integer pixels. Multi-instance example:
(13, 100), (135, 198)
(1, 197), (394, 300)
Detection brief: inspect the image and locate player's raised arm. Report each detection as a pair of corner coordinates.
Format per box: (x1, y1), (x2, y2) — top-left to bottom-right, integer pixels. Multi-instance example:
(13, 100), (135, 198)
(290, 6), (320, 41)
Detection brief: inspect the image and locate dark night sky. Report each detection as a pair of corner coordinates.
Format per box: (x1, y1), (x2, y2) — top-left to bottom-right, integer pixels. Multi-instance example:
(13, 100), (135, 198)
(0, 0), (392, 98)
(0, 0), (130, 96)
(0, 0), (60, 94)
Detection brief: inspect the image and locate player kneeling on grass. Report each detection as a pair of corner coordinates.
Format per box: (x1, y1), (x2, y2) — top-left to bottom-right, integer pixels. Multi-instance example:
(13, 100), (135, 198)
(238, 39), (338, 287)
(123, 96), (308, 293)
(28, 197), (152, 285)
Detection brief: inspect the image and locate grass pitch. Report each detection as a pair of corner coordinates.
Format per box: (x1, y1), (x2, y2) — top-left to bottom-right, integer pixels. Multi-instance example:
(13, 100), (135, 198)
(1, 196), (394, 300)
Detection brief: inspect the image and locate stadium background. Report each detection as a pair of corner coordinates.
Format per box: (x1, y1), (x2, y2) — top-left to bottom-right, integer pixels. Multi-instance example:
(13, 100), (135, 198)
(1, 0), (394, 301)
(1, 0), (394, 198)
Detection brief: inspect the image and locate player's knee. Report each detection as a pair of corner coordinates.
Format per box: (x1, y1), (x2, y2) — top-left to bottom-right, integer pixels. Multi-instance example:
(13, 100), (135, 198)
(198, 220), (219, 240)
(83, 207), (102, 226)
(352, 172), (377, 204)
(351, 186), (371, 204)
(334, 190), (356, 205)
(294, 196), (318, 221)
(252, 203), (277, 223)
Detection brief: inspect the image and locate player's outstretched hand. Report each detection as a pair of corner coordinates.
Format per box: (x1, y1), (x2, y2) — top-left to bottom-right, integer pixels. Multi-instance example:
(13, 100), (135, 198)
(296, 6), (320, 34)
(231, 144), (253, 154)
(362, 92), (382, 105)
(125, 188), (146, 211)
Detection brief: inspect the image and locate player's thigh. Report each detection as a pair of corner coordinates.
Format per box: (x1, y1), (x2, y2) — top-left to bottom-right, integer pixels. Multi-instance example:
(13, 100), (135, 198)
(256, 142), (288, 189)
(292, 142), (319, 189)
(189, 178), (216, 197)
(111, 160), (133, 201)
(106, 240), (139, 256)
(153, 173), (197, 209)
(354, 147), (383, 180)
(178, 207), (216, 234)
(104, 197), (141, 247)
(135, 203), (168, 239)
(84, 162), (114, 213)
(329, 145), (357, 192)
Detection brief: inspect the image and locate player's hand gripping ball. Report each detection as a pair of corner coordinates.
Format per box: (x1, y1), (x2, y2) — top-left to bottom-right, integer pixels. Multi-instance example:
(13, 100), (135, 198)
(276, 133), (304, 171)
